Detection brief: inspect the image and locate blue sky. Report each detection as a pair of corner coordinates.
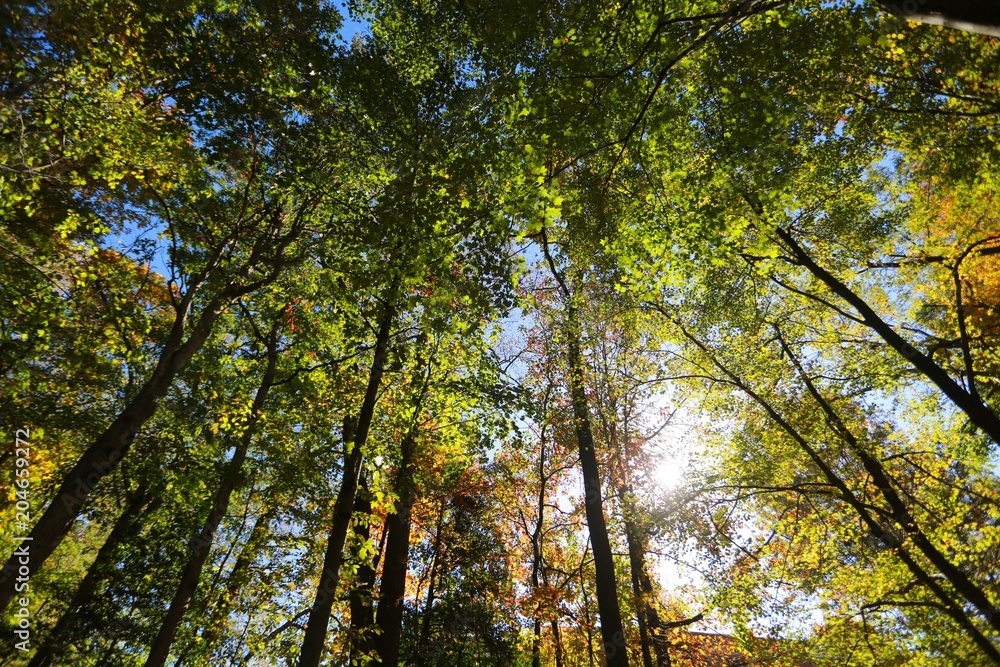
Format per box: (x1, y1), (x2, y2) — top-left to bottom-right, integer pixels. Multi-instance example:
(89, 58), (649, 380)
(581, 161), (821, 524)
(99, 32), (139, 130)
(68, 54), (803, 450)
(335, 0), (371, 44)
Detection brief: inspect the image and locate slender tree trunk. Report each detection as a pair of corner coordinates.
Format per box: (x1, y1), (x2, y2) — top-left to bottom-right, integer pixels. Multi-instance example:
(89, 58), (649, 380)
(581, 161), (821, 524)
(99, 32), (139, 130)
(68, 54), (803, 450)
(374, 350), (432, 667)
(542, 234), (630, 667)
(414, 499), (446, 667)
(298, 438), (363, 667)
(0, 208), (302, 614)
(565, 322), (630, 667)
(0, 297), (220, 613)
(348, 474), (377, 664)
(193, 504), (277, 657)
(373, 435), (416, 667)
(609, 432), (657, 667)
(28, 488), (158, 667)
(611, 443), (669, 667)
(551, 619), (565, 667)
(622, 514), (669, 667)
(641, 584), (670, 667)
(530, 415), (551, 667)
(532, 618), (542, 667)
(421, 501), (445, 639)
(298, 295), (396, 667)
(580, 565), (597, 667)
(194, 489), (259, 611)
(144, 334), (279, 667)
(626, 522), (654, 667)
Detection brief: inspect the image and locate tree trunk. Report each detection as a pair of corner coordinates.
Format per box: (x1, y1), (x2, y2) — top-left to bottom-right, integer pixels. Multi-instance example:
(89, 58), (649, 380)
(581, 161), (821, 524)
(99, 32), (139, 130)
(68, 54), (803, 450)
(144, 334), (279, 667)
(778, 334), (1000, 635)
(373, 435), (416, 667)
(776, 227), (1000, 447)
(580, 564), (597, 667)
(28, 488), (158, 667)
(0, 209), (300, 614)
(626, 522), (654, 667)
(622, 514), (670, 667)
(373, 349), (432, 667)
(530, 416), (551, 667)
(551, 619), (565, 667)
(348, 474), (378, 664)
(0, 281), (257, 613)
(565, 323), (630, 667)
(877, 0), (1000, 36)
(532, 618), (542, 667)
(612, 441), (669, 667)
(542, 235), (630, 667)
(297, 295), (396, 667)
(414, 499), (446, 667)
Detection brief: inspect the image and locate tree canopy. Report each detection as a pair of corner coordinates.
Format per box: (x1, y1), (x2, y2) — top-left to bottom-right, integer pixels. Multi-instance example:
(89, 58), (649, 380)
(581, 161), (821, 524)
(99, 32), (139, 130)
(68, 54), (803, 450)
(1, 1), (999, 665)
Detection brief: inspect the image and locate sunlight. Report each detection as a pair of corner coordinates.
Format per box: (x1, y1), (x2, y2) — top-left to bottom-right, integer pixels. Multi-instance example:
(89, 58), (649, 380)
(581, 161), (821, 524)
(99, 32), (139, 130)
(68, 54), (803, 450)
(650, 412), (700, 491)
(654, 454), (688, 489)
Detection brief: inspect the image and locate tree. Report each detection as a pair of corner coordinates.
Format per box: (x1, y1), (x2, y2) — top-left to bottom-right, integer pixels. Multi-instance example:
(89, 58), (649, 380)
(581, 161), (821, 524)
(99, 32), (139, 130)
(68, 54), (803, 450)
(539, 230), (632, 667)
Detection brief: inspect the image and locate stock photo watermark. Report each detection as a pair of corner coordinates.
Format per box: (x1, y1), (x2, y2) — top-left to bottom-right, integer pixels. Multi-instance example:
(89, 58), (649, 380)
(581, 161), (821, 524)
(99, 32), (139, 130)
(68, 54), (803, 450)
(12, 428), (32, 651)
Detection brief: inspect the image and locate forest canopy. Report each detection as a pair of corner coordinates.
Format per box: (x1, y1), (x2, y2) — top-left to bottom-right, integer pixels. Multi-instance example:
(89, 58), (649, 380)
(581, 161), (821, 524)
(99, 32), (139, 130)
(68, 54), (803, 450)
(1, 1), (999, 665)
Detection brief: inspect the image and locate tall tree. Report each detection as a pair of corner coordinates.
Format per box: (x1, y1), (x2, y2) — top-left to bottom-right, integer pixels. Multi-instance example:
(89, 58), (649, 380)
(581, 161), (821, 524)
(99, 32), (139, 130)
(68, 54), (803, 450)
(541, 231), (631, 667)
(298, 291), (396, 667)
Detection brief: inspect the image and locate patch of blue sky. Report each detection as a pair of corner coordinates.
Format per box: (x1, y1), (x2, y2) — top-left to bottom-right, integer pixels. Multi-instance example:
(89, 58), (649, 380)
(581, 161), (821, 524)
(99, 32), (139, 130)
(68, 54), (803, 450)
(104, 215), (173, 279)
(334, 0), (371, 45)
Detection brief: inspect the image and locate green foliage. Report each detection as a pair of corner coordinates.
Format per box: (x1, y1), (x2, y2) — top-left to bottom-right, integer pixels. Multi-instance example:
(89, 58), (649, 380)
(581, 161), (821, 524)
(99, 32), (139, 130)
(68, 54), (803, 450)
(3, 1), (1000, 665)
